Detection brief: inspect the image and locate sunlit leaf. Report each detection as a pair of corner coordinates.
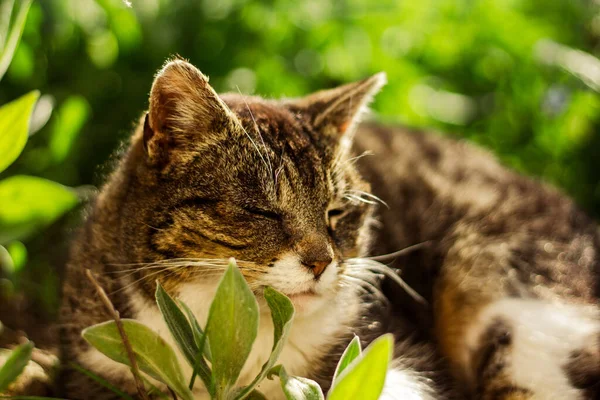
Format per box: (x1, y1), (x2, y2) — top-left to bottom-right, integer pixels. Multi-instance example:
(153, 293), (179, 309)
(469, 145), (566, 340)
(0, 175), (78, 244)
(269, 365), (324, 400)
(0, 341), (33, 392)
(332, 336), (361, 383)
(155, 282), (213, 395)
(81, 319), (194, 400)
(0, 90), (39, 173)
(327, 334), (393, 400)
(0, 0), (32, 81)
(235, 286), (295, 399)
(50, 95), (90, 162)
(0, 244), (14, 275)
(5, 240), (26, 273)
(206, 259), (259, 399)
(0, 0), (15, 52)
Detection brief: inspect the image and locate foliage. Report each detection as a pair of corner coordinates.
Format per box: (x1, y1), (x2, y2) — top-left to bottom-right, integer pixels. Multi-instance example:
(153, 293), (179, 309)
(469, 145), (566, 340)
(80, 260), (392, 399)
(0, 0), (79, 313)
(82, 319), (195, 400)
(0, 341), (33, 392)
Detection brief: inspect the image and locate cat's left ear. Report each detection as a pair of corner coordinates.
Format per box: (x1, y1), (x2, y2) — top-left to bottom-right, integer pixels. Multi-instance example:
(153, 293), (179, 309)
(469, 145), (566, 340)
(286, 73), (387, 137)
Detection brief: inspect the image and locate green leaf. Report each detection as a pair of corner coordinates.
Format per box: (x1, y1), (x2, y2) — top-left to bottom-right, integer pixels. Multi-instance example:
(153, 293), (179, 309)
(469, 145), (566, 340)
(69, 362), (134, 400)
(206, 258), (259, 399)
(332, 336), (361, 383)
(0, 341), (33, 392)
(178, 300), (214, 393)
(327, 334), (393, 400)
(178, 300), (211, 362)
(0, 0), (15, 53)
(155, 282), (199, 366)
(81, 319), (194, 400)
(6, 240), (26, 273)
(0, 90), (39, 173)
(0, 0), (32, 81)
(155, 282), (213, 395)
(235, 286), (295, 399)
(49, 95), (90, 163)
(270, 365), (324, 400)
(0, 175), (78, 244)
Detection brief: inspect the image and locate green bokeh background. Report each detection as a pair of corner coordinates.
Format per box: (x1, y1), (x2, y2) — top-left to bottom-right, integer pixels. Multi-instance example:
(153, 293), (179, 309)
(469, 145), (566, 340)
(1, 0), (600, 318)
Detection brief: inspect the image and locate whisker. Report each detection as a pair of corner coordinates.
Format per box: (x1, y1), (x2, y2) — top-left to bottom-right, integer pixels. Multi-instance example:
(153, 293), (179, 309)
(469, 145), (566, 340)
(342, 151), (373, 167)
(366, 241), (433, 262)
(236, 86), (273, 177)
(346, 258), (428, 306)
(105, 255), (267, 295)
(345, 190), (389, 209)
(341, 275), (387, 301)
(344, 194), (377, 205)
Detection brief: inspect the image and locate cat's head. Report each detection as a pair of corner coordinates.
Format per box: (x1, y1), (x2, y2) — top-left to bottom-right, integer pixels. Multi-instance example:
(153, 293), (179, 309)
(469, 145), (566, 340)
(112, 58), (386, 313)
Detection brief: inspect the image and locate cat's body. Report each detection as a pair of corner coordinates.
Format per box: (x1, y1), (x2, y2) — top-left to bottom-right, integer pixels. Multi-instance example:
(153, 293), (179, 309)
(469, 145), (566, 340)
(59, 59), (600, 400)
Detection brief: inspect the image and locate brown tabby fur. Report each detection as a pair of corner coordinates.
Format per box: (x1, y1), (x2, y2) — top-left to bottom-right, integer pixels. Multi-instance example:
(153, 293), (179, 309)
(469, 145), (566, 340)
(58, 58), (600, 399)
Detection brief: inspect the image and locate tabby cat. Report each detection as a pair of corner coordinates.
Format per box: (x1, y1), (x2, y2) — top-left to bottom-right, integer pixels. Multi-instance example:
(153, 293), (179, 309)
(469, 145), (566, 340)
(59, 58), (600, 400)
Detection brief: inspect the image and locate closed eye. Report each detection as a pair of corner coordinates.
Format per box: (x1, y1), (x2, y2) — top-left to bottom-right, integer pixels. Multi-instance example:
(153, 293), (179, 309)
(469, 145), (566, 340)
(327, 208), (346, 230)
(327, 209), (345, 219)
(242, 206), (281, 221)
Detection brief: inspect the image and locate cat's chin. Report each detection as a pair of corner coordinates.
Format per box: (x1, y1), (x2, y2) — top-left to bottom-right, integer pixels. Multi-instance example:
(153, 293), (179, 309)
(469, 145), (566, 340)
(287, 291), (328, 315)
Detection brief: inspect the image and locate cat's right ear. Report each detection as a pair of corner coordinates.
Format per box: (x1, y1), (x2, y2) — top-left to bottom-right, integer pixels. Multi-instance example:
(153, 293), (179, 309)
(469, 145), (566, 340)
(144, 58), (240, 167)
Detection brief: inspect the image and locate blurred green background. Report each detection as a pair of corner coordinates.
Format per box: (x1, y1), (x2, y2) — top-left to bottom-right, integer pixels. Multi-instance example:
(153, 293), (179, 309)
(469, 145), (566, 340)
(1, 0), (600, 324)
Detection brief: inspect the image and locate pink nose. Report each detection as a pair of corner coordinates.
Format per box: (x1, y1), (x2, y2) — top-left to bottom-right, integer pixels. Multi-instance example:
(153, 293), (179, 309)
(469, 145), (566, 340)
(295, 233), (334, 278)
(304, 259), (331, 278)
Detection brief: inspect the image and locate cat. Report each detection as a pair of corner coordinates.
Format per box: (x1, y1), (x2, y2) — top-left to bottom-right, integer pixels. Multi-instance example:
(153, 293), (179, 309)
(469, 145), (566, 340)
(58, 58), (600, 400)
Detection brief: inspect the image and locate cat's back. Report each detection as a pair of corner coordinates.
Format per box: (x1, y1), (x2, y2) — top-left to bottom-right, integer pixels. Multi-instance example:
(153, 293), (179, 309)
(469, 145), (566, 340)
(354, 122), (600, 305)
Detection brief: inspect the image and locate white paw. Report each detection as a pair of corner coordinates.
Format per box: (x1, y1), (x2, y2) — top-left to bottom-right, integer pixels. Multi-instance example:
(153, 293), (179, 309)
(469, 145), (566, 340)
(466, 298), (599, 400)
(378, 368), (437, 400)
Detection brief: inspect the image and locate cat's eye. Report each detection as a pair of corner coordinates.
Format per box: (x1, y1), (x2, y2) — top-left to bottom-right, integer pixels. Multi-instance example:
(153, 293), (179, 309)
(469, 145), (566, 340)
(327, 208), (346, 230)
(242, 206), (281, 221)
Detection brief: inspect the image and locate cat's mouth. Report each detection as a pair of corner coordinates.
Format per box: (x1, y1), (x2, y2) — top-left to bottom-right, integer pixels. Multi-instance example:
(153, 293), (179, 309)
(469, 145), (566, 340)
(283, 289), (327, 314)
(286, 289), (317, 299)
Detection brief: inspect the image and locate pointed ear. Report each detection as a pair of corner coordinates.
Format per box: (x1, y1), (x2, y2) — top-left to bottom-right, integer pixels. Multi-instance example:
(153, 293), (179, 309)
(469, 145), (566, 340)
(286, 73), (387, 137)
(144, 58), (239, 166)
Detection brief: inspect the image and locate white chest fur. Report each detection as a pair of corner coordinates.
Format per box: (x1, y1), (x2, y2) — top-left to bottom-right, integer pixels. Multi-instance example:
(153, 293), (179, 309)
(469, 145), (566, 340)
(126, 281), (359, 399)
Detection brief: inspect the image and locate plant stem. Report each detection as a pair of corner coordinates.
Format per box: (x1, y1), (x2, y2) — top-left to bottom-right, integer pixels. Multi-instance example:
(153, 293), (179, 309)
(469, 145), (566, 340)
(85, 269), (150, 400)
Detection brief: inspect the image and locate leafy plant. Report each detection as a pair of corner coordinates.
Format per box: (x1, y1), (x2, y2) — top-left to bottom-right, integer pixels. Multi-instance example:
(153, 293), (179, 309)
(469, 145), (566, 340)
(0, 341), (33, 392)
(0, 0), (79, 282)
(81, 259), (393, 399)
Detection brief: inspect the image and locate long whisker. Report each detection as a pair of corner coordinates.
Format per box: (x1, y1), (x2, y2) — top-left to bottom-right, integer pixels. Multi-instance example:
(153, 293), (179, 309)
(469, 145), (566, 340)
(107, 258), (239, 267)
(340, 274), (387, 302)
(346, 258), (428, 305)
(109, 264), (184, 295)
(366, 241), (433, 262)
(107, 258), (262, 295)
(344, 190), (389, 209)
(105, 261), (256, 275)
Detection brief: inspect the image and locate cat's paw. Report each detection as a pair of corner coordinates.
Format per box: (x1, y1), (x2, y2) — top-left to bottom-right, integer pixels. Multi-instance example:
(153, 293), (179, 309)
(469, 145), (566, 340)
(378, 368), (437, 400)
(466, 298), (599, 400)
